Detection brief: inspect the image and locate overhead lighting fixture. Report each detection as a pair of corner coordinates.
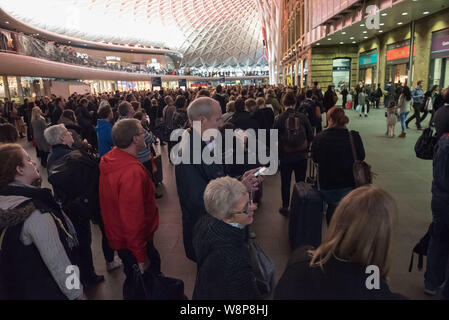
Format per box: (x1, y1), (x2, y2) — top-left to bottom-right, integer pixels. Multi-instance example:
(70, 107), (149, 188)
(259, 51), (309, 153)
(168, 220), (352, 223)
(36, 33), (39, 36)
(340, 42), (344, 44)
(380, 23), (385, 26)
(5, 21), (9, 24)
(68, 41), (71, 44)
(327, 38), (332, 40)
(350, 36), (355, 39)
(364, 36), (368, 39)
(317, 43), (320, 46)
(381, 13), (387, 16)
(352, 41), (356, 44)
(402, 12), (408, 16)
(363, 31), (367, 34)
(342, 32), (346, 35)
(360, 24), (365, 27)
(423, 11), (430, 15)
(398, 22), (403, 25)
(379, 30), (383, 33)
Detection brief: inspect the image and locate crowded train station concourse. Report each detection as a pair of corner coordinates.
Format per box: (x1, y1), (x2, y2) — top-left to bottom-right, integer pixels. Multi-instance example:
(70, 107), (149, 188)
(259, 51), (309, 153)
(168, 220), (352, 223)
(1, 0), (449, 309)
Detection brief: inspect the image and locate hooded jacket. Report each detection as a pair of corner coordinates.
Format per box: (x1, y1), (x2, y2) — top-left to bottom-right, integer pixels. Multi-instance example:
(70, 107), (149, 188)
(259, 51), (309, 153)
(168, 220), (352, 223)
(192, 214), (258, 300)
(95, 119), (113, 157)
(99, 147), (159, 263)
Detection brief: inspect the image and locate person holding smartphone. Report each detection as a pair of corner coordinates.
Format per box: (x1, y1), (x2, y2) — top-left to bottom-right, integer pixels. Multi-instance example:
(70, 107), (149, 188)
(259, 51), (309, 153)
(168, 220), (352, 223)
(175, 97), (264, 263)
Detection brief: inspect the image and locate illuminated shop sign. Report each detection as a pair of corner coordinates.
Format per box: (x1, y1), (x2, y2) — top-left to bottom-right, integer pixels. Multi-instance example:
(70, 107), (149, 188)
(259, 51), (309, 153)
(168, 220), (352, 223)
(76, 52), (88, 59)
(106, 56), (121, 61)
(151, 77), (162, 86)
(360, 50), (378, 67)
(431, 28), (449, 54)
(386, 40), (415, 63)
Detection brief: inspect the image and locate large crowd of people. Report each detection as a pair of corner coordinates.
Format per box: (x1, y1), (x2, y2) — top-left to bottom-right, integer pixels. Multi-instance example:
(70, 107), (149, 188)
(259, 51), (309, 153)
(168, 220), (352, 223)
(0, 82), (448, 300)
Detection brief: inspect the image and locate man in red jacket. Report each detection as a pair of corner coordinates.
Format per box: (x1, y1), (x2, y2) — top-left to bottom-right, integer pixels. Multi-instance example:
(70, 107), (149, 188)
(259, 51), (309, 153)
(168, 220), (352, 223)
(99, 118), (160, 299)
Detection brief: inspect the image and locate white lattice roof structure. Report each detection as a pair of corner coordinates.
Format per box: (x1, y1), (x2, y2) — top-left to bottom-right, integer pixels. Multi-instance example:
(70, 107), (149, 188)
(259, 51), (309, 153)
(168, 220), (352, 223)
(0, 0), (279, 70)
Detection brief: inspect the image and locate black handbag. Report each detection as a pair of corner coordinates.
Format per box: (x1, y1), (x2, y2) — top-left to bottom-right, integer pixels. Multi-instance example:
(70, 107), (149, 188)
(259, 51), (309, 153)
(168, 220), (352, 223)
(409, 223), (433, 272)
(130, 265), (187, 300)
(348, 131), (373, 187)
(153, 122), (172, 142)
(415, 127), (437, 160)
(248, 241), (275, 298)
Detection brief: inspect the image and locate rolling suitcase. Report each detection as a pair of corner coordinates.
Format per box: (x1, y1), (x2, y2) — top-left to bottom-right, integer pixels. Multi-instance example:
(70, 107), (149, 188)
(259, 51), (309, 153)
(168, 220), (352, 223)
(288, 182), (323, 250)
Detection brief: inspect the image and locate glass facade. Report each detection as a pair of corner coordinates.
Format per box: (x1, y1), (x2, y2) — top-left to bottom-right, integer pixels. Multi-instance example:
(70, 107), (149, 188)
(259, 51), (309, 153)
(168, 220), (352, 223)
(332, 58), (351, 89)
(429, 28), (449, 89)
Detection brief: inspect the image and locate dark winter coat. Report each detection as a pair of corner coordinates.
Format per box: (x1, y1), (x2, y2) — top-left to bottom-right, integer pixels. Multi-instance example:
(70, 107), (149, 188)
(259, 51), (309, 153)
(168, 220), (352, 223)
(192, 214), (258, 300)
(175, 129), (225, 262)
(274, 246), (405, 300)
(311, 128), (365, 190)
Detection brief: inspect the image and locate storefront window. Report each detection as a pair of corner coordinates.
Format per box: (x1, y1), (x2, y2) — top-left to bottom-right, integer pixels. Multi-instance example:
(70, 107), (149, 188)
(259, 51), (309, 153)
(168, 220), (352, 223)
(7, 76), (19, 100)
(332, 58), (351, 89)
(429, 28), (449, 89)
(292, 64), (296, 87)
(302, 60), (308, 87)
(359, 50), (377, 85)
(386, 63), (409, 85)
(0, 77), (5, 98)
(385, 40), (414, 86)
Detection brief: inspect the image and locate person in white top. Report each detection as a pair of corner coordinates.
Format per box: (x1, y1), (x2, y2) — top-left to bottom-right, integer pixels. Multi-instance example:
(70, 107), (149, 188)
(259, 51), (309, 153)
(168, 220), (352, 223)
(397, 86), (413, 138)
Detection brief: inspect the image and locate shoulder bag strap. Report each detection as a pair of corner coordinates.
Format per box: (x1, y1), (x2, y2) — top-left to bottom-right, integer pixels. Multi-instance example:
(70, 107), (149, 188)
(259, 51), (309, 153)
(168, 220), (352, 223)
(348, 130), (357, 162)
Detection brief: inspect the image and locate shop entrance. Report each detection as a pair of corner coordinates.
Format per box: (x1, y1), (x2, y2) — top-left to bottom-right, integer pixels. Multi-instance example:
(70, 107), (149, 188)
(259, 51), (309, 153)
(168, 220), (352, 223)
(359, 50), (377, 85)
(429, 28), (449, 89)
(385, 39), (414, 86)
(332, 58), (351, 89)
(360, 67), (376, 85)
(429, 57), (449, 89)
(385, 63), (409, 85)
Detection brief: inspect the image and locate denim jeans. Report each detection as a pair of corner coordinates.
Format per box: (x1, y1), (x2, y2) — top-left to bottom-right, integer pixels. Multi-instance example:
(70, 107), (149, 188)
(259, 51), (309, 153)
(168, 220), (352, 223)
(280, 154), (307, 208)
(118, 242), (161, 300)
(425, 195), (449, 293)
(399, 112), (410, 133)
(320, 187), (354, 224)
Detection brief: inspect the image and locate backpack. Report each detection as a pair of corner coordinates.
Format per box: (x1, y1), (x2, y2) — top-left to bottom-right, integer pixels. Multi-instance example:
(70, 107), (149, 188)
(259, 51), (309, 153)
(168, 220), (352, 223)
(415, 127), (437, 160)
(48, 150), (100, 224)
(409, 223), (432, 272)
(282, 111), (307, 153)
(299, 99), (320, 128)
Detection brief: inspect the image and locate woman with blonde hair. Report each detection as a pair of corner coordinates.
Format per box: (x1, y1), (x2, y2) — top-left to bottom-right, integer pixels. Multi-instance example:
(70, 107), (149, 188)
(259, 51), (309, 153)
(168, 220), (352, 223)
(274, 185), (405, 300)
(31, 106), (50, 167)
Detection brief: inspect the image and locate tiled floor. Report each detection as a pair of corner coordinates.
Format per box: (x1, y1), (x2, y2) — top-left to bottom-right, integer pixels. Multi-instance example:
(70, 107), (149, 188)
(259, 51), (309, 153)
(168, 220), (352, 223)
(23, 106), (439, 300)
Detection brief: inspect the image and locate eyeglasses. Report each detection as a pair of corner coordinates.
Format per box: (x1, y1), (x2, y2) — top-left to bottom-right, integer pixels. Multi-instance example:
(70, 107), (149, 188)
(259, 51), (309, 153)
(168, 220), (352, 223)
(232, 201), (250, 215)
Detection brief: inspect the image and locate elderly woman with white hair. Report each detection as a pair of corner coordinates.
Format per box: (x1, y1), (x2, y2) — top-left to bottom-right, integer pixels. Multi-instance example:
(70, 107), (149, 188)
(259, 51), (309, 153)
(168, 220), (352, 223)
(192, 176), (259, 300)
(44, 124), (74, 172)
